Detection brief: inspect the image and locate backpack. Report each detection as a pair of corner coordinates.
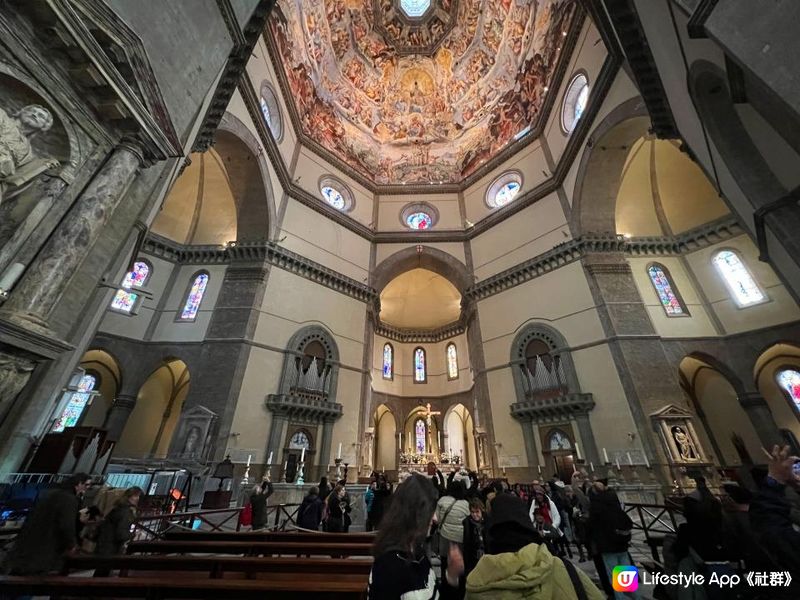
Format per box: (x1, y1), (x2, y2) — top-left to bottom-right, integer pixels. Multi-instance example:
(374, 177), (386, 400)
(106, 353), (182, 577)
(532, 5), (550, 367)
(239, 503), (252, 527)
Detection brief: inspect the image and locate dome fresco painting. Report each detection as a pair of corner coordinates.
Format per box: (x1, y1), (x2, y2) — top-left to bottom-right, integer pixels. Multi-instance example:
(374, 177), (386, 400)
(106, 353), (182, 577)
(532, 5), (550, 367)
(268, 0), (579, 185)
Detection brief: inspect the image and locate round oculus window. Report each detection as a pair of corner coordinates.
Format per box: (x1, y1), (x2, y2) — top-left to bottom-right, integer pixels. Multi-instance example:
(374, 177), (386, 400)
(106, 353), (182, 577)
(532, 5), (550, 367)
(406, 211), (433, 230)
(561, 73), (589, 134)
(321, 185), (346, 210)
(486, 171), (523, 209)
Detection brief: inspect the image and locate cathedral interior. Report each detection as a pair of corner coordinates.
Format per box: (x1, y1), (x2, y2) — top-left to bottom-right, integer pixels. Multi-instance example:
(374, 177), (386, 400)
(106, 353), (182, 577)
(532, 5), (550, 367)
(1, 0), (800, 507)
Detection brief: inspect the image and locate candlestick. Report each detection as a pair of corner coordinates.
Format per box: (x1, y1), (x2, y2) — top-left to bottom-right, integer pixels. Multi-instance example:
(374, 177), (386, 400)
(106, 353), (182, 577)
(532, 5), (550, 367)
(337, 442), (342, 459)
(603, 448), (609, 463)
(574, 442), (581, 460)
(267, 451), (273, 466)
(644, 453), (650, 468)
(399, 432), (402, 450)
(537, 465), (542, 475)
(438, 431), (441, 449)
(626, 452), (633, 466)
(615, 456), (621, 470)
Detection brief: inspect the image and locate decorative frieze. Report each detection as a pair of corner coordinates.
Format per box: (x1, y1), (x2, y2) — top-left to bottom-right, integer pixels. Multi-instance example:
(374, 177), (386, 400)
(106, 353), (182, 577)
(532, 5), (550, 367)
(374, 319), (466, 343)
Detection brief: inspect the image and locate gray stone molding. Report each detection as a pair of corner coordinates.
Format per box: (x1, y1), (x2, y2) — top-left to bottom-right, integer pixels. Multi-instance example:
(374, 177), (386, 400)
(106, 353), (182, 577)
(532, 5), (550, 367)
(510, 392), (596, 423)
(374, 319), (466, 344)
(467, 216), (741, 301)
(265, 393), (343, 423)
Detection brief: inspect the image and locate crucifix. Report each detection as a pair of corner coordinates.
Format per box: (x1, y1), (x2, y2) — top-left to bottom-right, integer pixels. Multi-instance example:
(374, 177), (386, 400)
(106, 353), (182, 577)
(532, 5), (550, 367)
(422, 403), (441, 455)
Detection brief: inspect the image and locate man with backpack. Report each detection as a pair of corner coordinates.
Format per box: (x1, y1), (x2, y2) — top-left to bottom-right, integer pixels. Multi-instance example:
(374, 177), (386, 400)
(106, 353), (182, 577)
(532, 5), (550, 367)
(587, 479), (639, 599)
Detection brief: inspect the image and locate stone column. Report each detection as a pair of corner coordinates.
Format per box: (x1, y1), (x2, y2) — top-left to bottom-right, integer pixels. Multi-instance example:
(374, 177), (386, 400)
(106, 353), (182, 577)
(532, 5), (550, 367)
(519, 417), (539, 470)
(266, 413), (287, 464)
(574, 412), (601, 466)
(738, 392), (782, 447)
(2, 142), (145, 324)
(103, 394), (137, 442)
(0, 349), (36, 424)
(318, 417), (334, 473)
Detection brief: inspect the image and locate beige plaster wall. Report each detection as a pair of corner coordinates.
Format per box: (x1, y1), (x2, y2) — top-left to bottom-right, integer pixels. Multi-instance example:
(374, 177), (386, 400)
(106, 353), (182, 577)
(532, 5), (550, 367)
(292, 148), (374, 227)
(371, 333), (472, 397)
(279, 200), (371, 281)
(150, 264), (229, 342)
(462, 141), (549, 226)
(375, 242), (466, 267)
(627, 256), (718, 338)
(544, 18), (608, 166)
(376, 192), (462, 232)
(470, 192), (570, 281)
(684, 235), (800, 334)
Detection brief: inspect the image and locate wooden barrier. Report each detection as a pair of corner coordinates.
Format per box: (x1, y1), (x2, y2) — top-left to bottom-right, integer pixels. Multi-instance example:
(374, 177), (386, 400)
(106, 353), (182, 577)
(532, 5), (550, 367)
(163, 530), (376, 544)
(127, 539), (374, 557)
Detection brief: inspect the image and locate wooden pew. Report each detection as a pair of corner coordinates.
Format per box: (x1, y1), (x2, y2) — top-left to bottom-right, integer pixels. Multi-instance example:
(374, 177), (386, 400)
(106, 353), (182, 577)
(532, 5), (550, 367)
(63, 554), (373, 578)
(128, 539), (374, 557)
(163, 530), (376, 544)
(0, 574), (367, 599)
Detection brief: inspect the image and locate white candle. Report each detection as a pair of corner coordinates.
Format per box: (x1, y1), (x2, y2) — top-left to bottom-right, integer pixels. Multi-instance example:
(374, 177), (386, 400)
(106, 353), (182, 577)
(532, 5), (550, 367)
(399, 433), (402, 450)
(589, 461), (594, 473)
(644, 453), (650, 468)
(615, 456), (621, 470)
(603, 448), (609, 463)
(438, 431), (441, 448)
(627, 452), (633, 466)
(574, 442), (582, 460)
(283, 460), (288, 472)
(337, 443), (342, 459)
(246, 454), (251, 467)
(267, 451), (273, 466)
(537, 465), (542, 475)
(300, 447), (305, 463)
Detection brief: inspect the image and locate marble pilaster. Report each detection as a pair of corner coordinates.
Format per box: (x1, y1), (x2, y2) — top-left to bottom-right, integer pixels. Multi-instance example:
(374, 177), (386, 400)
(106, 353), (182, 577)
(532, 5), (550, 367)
(318, 417), (335, 474)
(2, 142), (145, 324)
(738, 392), (782, 448)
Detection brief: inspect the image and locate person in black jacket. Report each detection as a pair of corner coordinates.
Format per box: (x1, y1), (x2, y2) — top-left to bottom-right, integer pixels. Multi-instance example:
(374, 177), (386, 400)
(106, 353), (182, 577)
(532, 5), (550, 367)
(368, 473), (392, 530)
(297, 486), (324, 530)
(250, 475), (274, 530)
(318, 476), (331, 502)
(3, 472), (91, 575)
(325, 484), (351, 533)
(462, 496), (486, 576)
(95, 486), (142, 556)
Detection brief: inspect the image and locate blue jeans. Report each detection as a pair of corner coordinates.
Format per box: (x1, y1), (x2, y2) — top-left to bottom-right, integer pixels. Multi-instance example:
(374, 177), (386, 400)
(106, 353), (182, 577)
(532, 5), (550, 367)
(602, 552), (642, 600)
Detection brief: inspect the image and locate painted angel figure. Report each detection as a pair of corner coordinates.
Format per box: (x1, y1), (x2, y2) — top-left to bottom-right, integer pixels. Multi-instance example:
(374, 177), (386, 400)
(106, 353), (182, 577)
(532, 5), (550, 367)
(0, 104), (58, 206)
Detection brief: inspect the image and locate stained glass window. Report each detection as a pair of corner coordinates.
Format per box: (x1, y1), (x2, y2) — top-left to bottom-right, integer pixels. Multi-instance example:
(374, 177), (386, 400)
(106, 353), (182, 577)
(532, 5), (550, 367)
(487, 172), (523, 208)
(110, 261), (150, 314)
(52, 373), (96, 432)
(260, 83), (283, 140)
(561, 73), (589, 134)
(495, 181), (521, 206)
(382, 343), (393, 380)
(648, 264), (686, 316)
(400, 0), (431, 18)
(777, 369), (800, 412)
(414, 347), (426, 382)
(415, 418), (426, 453)
(179, 272), (209, 321)
(406, 212), (432, 230)
(289, 430), (311, 449)
(712, 250), (765, 307)
(446, 343), (458, 380)
(321, 186), (345, 210)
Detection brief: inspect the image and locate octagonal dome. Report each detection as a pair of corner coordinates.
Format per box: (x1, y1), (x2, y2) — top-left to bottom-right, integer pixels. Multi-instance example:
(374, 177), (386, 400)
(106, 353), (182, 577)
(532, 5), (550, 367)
(268, 0), (580, 186)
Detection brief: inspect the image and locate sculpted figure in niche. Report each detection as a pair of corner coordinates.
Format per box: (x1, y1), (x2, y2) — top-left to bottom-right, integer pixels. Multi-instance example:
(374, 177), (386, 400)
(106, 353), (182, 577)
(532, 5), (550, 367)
(0, 104), (58, 205)
(182, 425), (202, 456)
(671, 425), (699, 461)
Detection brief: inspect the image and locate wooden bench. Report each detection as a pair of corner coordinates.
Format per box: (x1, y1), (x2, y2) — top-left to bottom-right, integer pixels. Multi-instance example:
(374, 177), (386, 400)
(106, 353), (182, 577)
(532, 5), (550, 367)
(63, 554), (373, 578)
(128, 539), (374, 557)
(163, 530), (376, 544)
(0, 574), (367, 599)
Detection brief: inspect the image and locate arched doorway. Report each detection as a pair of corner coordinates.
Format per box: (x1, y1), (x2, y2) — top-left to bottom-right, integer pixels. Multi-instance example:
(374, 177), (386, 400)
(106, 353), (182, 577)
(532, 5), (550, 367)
(284, 427), (312, 483)
(679, 355), (760, 468)
(541, 427), (576, 482)
(444, 403), (477, 470)
(115, 359), (190, 458)
(373, 404), (397, 473)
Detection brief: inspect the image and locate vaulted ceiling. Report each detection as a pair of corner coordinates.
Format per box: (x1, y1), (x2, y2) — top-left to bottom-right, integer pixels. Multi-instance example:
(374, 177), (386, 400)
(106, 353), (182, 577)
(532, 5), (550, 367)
(268, 0), (579, 186)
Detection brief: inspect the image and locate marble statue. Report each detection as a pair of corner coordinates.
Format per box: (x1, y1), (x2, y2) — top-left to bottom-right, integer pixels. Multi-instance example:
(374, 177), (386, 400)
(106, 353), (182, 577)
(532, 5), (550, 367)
(671, 426), (698, 461)
(0, 104), (58, 205)
(182, 425), (202, 455)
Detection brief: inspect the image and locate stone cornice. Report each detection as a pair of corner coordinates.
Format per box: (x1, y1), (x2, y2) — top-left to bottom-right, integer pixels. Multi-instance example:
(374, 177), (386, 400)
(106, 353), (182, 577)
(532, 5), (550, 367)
(466, 216), (741, 301)
(142, 234), (377, 304)
(374, 319), (466, 344)
(511, 392), (596, 422)
(265, 393), (343, 422)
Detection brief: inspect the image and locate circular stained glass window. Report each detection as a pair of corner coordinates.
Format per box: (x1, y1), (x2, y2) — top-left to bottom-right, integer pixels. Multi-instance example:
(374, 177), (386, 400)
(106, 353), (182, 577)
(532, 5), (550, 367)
(406, 211), (433, 230)
(318, 176), (354, 212)
(259, 82), (283, 141)
(561, 73), (589, 134)
(486, 171), (523, 209)
(321, 186), (345, 210)
(400, 0), (431, 18)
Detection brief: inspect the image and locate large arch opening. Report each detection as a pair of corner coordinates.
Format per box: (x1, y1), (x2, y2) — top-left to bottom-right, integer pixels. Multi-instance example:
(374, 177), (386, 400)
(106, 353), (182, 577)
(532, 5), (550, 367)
(679, 354), (760, 468)
(443, 403), (477, 470)
(115, 359), (190, 459)
(754, 342), (800, 451)
(373, 404), (397, 472)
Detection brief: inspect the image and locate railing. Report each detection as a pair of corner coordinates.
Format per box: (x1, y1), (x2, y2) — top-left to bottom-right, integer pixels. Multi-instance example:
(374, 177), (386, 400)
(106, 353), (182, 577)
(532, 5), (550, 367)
(624, 502), (683, 564)
(130, 503), (302, 540)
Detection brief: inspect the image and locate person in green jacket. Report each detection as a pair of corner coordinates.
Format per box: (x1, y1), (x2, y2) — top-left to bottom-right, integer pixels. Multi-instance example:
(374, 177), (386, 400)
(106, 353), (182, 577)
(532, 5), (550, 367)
(458, 493), (605, 600)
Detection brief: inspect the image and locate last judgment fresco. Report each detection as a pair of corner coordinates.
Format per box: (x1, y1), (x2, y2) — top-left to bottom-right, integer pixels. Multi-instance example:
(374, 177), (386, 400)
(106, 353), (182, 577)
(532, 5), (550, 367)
(268, 0), (578, 185)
